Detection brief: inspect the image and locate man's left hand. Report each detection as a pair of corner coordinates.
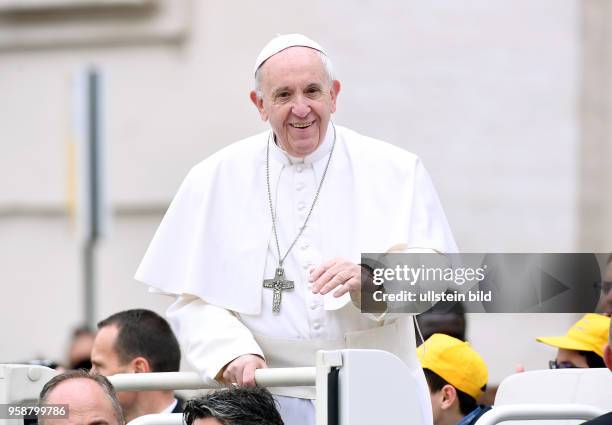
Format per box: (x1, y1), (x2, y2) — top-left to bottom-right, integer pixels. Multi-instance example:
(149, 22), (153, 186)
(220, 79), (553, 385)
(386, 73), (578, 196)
(310, 258), (361, 298)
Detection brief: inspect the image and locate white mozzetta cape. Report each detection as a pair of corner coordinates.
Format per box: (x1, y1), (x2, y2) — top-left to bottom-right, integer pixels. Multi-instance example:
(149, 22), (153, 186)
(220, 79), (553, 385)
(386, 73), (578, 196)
(135, 125), (457, 314)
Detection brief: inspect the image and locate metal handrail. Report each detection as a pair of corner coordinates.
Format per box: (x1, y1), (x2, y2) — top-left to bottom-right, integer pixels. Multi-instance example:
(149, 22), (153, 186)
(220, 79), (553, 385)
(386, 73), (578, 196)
(475, 404), (606, 425)
(109, 367), (317, 391)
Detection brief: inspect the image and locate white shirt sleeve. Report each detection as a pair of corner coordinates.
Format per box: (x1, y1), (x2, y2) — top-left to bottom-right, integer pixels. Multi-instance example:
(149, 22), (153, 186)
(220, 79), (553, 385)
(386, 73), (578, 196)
(165, 294), (265, 382)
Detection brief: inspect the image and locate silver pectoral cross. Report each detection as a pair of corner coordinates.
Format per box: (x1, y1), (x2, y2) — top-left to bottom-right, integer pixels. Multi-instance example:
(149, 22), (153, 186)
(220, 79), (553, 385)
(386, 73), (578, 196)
(263, 267), (294, 313)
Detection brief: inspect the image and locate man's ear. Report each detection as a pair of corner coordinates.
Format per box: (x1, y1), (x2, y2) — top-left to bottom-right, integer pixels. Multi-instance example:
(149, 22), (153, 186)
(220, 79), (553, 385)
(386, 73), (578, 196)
(329, 80), (341, 114)
(131, 357), (152, 373)
(440, 384), (457, 410)
(604, 344), (612, 371)
(250, 91), (268, 121)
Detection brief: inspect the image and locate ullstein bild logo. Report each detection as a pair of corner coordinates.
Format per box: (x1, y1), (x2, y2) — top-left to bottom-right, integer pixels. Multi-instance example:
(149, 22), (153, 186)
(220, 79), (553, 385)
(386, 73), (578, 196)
(359, 253), (608, 314)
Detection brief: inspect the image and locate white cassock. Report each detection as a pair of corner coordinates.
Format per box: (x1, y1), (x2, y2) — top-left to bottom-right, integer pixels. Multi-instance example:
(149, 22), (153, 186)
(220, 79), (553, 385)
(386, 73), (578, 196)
(135, 123), (457, 425)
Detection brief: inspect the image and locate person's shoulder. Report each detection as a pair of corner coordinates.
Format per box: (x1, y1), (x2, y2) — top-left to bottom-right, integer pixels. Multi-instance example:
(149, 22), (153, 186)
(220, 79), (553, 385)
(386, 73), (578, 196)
(337, 124), (420, 164)
(186, 130), (268, 180)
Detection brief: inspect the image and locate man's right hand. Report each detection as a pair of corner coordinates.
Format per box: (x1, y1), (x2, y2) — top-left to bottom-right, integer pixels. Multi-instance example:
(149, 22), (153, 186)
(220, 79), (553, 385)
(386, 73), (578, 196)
(219, 354), (267, 387)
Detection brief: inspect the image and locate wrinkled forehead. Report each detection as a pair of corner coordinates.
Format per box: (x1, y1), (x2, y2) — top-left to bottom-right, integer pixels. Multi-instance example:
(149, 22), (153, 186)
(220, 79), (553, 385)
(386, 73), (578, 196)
(46, 380), (118, 422)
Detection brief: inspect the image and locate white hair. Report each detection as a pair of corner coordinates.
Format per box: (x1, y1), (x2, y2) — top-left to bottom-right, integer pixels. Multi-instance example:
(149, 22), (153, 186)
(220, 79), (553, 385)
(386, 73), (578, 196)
(254, 49), (335, 99)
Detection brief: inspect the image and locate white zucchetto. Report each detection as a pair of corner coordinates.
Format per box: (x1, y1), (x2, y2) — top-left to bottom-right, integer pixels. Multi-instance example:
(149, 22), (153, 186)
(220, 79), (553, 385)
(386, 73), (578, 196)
(253, 33), (327, 75)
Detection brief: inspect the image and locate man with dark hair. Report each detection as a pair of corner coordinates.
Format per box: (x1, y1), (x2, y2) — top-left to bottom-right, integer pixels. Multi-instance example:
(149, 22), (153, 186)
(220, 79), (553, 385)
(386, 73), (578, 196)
(183, 387), (284, 425)
(536, 313), (610, 369)
(417, 333), (490, 425)
(415, 301), (466, 345)
(39, 369), (124, 425)
(91, 309), (182, 422)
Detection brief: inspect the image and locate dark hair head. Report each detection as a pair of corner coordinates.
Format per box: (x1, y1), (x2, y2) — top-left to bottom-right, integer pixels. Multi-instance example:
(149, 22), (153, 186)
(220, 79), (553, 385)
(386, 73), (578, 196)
(68, 325), (96, 370)
(577, 350), (606, 368)
(97, 309), (180, 372)
(415, 301), (466, 344)
(423, 369), (484, 416)
(183, 387), (284, 425)
(39, 370), (124, 425)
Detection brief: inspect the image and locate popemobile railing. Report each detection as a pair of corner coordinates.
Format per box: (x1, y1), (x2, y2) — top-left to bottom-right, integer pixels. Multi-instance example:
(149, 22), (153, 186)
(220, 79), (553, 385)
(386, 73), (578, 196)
(110, 367), (317, 425)
(475, 404), (606, 425)
(109, 349), (408, 425)
(108, 367), (317, 391)
(0, 350), (430, 425)
(0, 350), (608, 425)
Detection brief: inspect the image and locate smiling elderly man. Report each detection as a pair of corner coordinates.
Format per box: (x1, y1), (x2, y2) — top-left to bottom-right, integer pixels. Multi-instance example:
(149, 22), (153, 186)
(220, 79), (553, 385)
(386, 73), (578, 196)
(135, 33), (457, 425)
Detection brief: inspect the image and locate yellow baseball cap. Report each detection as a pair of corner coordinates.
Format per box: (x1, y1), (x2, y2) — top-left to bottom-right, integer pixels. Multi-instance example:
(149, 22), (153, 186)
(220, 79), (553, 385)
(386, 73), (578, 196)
(536, 313), (610, 358)
(417, 333), (488, 400)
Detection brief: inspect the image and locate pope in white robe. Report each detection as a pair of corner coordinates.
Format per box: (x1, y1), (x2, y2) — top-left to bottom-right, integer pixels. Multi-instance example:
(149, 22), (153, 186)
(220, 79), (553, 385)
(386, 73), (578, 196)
(135, 34), (457, 425)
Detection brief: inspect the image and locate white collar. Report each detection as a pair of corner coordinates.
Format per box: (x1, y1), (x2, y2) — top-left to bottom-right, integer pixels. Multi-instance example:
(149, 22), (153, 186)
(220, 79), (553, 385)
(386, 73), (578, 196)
(269, 121), (335, 166)
(160, 398), (178, 414)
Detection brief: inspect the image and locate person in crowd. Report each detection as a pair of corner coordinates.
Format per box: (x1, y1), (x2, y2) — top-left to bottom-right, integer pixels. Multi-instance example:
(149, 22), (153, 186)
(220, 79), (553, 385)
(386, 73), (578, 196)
(38, 369), (124, 425)
(537, 313), (610, 369)
(66, 326), (96, 370)
(581, 317), (612, 425)
(595, 254), (612, 316)
(416, 302), (466, 345)
(90, 309), (183, 422)
(418, 333), (490, 425)
(183, 387), (284, 425)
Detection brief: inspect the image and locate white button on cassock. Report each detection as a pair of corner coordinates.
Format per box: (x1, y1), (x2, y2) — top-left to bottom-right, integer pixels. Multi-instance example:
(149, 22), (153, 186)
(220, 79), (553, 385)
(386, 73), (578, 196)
(297, 202), (306, 211)
(313, 323), (321, 330)
(296, 182), (305, 191)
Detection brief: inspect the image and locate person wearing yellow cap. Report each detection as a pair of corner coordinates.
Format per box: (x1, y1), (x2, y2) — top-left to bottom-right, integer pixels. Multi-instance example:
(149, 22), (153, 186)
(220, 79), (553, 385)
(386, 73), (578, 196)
(417, 333), (490, 425)
(536, 313), (610, 369)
